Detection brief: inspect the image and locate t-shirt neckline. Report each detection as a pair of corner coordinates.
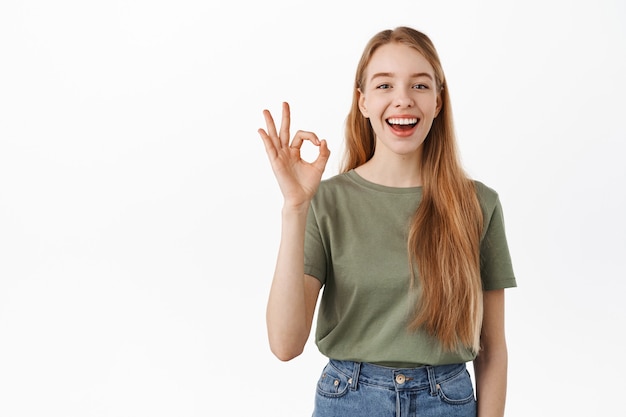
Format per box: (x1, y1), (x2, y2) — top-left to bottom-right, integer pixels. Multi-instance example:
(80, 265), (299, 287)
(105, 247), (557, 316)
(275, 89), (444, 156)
(346, 169), (423, 195)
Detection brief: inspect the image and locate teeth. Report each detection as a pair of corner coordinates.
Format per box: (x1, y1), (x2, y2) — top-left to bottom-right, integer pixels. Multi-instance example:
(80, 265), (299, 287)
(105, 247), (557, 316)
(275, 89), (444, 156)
(388, 118), (418, 125)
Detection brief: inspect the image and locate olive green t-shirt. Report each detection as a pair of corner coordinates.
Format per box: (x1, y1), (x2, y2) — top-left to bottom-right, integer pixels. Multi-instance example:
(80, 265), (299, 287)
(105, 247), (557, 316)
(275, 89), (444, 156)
(304, 170), (516, 367)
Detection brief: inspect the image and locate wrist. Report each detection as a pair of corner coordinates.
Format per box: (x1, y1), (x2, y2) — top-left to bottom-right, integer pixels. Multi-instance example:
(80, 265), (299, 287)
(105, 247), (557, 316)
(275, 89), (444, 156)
(281, 201), (310, 216)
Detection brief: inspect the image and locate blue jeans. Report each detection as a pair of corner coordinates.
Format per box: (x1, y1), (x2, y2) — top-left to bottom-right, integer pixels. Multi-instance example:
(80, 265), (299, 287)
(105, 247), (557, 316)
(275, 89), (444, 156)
(313, 359), (476, 417)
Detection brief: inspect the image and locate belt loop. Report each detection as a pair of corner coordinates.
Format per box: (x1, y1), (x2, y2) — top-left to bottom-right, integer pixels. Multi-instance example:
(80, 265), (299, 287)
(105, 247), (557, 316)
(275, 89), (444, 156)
(426, 366), (438, 396)
(350, 362), (361, 391)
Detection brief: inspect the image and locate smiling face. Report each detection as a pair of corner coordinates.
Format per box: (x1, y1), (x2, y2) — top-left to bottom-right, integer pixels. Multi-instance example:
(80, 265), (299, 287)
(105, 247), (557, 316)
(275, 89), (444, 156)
(358, 42), (442, 159)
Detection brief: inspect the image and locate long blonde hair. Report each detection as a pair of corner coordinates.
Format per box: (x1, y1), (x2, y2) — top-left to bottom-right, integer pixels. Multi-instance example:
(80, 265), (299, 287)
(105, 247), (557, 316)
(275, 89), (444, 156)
(342, 27), (484, 352)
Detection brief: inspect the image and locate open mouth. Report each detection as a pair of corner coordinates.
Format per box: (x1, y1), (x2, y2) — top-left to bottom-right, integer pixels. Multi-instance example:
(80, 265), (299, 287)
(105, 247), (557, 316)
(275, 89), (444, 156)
(386, 117), (419, 131)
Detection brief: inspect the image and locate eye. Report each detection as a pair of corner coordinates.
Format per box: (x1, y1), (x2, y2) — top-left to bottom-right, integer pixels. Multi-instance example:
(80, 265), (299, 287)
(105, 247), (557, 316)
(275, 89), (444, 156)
(376, 83), (391, 90)
(412, 84), (429, 90)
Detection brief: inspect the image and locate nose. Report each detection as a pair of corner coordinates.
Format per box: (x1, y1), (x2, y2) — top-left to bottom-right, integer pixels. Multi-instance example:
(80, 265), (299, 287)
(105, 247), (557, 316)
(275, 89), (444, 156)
(393, 88), (414, 108)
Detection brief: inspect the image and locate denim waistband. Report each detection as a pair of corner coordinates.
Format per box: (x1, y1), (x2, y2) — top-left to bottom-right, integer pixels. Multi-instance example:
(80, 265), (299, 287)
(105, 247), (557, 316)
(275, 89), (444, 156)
(328, 359), (467, 393)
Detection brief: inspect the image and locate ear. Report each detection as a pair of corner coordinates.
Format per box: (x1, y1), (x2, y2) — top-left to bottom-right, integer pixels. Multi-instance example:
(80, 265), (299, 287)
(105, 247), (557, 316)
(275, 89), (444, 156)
(357, 88), (369, 118)
(434, 89), (443, 118)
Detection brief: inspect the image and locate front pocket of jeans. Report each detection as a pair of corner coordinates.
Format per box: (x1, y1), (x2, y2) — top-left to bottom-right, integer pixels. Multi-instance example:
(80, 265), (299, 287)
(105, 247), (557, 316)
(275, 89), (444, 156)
(437, 370), (475, 405)
(316, 364), (350, 398)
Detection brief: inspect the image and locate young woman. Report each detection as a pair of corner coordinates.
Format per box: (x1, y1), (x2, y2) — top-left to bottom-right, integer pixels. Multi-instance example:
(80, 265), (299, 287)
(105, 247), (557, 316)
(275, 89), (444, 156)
(258, 26), (516, 417)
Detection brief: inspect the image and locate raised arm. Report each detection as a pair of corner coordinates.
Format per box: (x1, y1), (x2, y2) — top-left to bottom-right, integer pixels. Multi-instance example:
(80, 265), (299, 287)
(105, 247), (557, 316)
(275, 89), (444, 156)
(258, 102), (330, 361)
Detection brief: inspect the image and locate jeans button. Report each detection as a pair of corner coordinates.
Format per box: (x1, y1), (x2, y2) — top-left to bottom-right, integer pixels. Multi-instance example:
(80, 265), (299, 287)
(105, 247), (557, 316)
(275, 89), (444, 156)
(395, 374), (406, 384)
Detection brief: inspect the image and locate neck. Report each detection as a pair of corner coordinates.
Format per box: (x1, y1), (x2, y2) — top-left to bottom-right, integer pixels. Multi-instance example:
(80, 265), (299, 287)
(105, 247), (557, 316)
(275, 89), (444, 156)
(355, 150), (423, 188)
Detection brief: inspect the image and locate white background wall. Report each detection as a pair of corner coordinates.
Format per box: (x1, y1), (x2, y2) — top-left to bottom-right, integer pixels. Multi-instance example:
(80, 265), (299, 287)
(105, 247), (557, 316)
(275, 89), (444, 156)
(1, 0), (624, 415)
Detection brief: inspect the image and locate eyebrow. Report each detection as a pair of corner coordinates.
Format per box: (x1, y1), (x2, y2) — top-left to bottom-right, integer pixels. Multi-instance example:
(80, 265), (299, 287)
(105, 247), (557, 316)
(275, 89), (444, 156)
(369, 72), (434, 81)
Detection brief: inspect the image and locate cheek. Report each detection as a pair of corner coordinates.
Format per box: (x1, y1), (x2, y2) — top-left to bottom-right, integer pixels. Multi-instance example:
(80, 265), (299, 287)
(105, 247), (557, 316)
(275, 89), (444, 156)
(422, 97), (440, 116)
(362, 98), (385, 119)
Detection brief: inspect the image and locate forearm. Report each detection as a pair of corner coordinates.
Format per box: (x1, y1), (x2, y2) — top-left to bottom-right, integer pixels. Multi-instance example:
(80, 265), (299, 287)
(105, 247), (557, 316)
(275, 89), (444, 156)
(473, 346), (508, 417)
(266, 205), (312, 360)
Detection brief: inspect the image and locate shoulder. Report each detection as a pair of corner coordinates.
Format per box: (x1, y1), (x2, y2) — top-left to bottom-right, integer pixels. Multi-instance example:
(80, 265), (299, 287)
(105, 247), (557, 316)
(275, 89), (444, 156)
(472, 180), (502, 218)
(314, 172), (356, 199)
(319, 171), (354, 189)
(472, 180), (499, 204)
(310, 171), (367, 217)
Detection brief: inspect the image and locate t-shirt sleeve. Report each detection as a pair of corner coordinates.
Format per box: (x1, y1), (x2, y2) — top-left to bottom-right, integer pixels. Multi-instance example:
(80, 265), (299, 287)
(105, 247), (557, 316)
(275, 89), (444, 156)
(304, 203), (327, 285)
(480, 196), (517, 290)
